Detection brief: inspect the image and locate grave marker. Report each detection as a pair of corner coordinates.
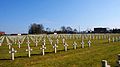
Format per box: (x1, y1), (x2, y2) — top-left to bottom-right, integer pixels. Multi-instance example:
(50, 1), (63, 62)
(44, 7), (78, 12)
(26, 40), (30, 47)
(64, 43), (68, 51)
(56, 39), (59, 44)
(117, 54), (120, 67)
(81, 40), (84, 48)
(40, 45), (46, 55)
(8, 43), (12, 49)
(88, 40), (91, 47)
(26, 46), (32, 58)
(73, 41), (77, 49)
(108, 38), (111, 43)
(101, 60), (110, 67)
(9, 48), (17, 60)
(53, 44), (58, 53)
(62, 38), (65, 44)
(35, 40), (38, 47)
(112, 37), (115, 42)
(18, 41), (21, 48)
(50, 40), (53, 45)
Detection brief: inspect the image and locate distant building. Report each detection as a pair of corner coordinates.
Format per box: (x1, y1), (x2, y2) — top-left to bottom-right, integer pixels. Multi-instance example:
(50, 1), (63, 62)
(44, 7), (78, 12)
(94, 28), (107, 33)
(0, 32), (5, 35)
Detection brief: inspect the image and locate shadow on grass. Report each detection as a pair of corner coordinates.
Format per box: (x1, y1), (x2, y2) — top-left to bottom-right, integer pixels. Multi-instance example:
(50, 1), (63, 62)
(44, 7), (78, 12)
(31, 53), (41, 56)
(0, 58), (11, 60)
(15, 55), (28, 58)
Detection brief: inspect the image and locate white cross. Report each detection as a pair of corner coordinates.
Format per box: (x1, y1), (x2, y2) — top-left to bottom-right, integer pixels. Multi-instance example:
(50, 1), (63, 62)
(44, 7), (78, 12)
(112, 37), (115, 42)
(53, 44), (58, 53)
(73, 41), (77, 49)
(42, 39), (46, 45)
(40, 45), (46, 55)
(81, 40), (84, 48)
(56, 39), (59, 44)
(18, 41), (21, 48)
(14, 38), (17, 44)
(101, 60), (110, 67)
(26, 46), (32, 58)
(64, 43), (68, 51)
(9, 48), (17, 60)
(8, 43), (12, 49)
(104, 35), (106, 39)
(62, 38), (65, 44)
(43, 39), (46, 43)
(89, 35), (91, 39)
(35, 40), (38, 47)
(99, 36), (101, 39)
(26, 40), (30, 47)
(117, 54), (120, 66)
(50, 40), (53, 45)
(88, 40), (91, 47)
(108, 38), (111, 43)
(92, 36), (94, 39)
(116, 37), (118, 41)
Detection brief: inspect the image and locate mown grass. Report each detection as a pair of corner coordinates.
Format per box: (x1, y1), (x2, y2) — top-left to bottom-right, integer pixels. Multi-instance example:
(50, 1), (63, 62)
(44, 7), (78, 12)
(0, 34), (120, 67)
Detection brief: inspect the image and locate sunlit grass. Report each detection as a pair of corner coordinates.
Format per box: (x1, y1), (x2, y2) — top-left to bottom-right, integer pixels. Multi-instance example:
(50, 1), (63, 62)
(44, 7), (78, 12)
(0, 34), (120, 67)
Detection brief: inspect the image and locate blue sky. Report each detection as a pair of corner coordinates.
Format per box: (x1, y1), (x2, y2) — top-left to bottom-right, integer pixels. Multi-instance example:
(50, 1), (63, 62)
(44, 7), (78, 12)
(0, 0), (120, 34)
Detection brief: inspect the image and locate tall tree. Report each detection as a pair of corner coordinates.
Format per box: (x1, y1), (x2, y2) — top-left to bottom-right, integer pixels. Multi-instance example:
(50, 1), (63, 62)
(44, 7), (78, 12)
(61, 26), (66, 33)
(66, 26), (72, 32)
(73, 29), (78, 33)
(28, 23), (44, 34)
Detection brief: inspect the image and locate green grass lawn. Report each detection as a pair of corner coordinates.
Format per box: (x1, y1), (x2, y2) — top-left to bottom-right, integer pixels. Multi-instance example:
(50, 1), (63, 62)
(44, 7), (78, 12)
(0, 34), (120, 67)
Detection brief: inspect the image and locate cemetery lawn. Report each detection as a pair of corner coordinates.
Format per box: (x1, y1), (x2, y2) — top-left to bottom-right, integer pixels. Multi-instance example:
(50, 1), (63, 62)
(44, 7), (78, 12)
(0, 36), (120, 67)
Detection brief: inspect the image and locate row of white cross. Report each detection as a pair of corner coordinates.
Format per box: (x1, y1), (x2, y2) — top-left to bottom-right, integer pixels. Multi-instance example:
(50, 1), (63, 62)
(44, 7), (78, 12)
(0, 34), (120, 47)
(0, 35), (120, 61)
(8, 39), (91, 60)
(1, 35), (119, 47)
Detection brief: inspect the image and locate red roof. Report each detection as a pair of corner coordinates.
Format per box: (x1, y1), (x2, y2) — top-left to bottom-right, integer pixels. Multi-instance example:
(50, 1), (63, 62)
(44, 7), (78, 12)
(0, 32), (5, 35)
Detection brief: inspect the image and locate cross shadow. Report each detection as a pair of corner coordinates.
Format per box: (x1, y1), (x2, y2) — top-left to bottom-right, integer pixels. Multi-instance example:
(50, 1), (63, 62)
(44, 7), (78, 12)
(31, 53), (41, 56)
(0, 58), (11, 60)
(15, 55), (28, 58)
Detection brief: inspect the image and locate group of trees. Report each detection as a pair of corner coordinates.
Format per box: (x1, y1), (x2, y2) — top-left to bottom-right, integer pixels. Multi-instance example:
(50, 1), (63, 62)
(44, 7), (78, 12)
(28, 23), (78, 34)
(61, 26), (77, 33)
(28, 23), (44, 34)
(28, 23), (120, 34)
